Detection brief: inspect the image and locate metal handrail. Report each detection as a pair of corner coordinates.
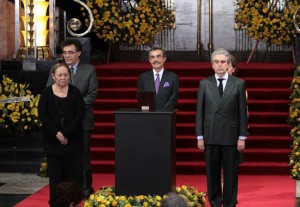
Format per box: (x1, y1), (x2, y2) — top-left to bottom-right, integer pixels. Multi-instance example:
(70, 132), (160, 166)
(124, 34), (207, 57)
(293, 5), (300, 33)
(66, 0), (94, 37)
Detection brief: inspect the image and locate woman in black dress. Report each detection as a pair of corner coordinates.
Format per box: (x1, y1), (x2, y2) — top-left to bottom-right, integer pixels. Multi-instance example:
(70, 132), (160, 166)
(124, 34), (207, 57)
(38, 62), (85, 206)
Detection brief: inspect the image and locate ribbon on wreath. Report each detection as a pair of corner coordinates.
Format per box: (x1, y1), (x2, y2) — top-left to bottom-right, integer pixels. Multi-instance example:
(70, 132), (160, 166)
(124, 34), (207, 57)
(0, 97), (31, 103)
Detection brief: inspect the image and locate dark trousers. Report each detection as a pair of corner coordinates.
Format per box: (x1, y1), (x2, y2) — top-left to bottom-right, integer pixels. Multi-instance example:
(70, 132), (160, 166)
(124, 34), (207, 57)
(83, 130), (94, 194)
(205, 145), (239, 207)
(47, 153), (83, 205)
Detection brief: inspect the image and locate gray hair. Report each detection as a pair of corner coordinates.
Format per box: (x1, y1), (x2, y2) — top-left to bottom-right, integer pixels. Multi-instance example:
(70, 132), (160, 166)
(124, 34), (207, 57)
(211, 48), (230, 63)
(161, 192), (189, 207)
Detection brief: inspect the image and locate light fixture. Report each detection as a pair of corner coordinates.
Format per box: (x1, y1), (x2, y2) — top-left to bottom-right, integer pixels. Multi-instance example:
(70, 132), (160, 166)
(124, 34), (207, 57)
(17, 0), (52, 61)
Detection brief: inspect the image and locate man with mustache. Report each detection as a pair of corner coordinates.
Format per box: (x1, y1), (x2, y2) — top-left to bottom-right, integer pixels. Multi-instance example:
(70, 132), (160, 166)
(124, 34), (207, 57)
(137, 46), (179, 110)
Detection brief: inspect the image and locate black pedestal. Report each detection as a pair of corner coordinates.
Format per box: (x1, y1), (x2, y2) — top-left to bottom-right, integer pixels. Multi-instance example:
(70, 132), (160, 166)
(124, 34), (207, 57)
(115, 108), (176, 196)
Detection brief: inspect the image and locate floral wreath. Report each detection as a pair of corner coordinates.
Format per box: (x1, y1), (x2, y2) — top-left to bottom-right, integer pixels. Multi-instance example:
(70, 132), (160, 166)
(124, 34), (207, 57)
(235, 0), (300, 46)
(0, 75), (41, 133)
(288, 68), (300, 179)
(83, 0), (165, 46)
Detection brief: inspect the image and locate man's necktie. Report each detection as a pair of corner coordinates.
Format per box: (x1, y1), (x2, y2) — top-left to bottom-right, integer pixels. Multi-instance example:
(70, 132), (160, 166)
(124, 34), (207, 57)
(155, 73), (160, 94)
(70, 67), (75, 84)
(218, 78), (224, 97)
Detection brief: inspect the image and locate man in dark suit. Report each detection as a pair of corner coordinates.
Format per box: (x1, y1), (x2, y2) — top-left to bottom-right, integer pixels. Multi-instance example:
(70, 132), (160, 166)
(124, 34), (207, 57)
(137, 46), (179, 110)
(196, 48), (248, 207)
(47, 39), (98, 199)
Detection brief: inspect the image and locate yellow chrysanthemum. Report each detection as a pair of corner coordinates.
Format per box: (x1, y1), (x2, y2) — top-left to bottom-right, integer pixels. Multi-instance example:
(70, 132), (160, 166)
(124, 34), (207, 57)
(112, 200), (118, 206)
(85, 0), (165, 45)
(235, 0), (299, 45)
(155, 195), (162, 201)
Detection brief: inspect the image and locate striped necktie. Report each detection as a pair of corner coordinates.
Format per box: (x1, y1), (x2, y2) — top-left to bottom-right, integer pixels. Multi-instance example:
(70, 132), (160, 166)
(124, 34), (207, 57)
(70, 67), (75, 84)
(155, 73), (160, 94)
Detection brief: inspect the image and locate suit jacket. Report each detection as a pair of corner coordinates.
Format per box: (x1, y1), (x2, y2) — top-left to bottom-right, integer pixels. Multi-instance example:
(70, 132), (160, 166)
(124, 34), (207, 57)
(47, 61), (98, 130)
(196, 75), (248, 145)
(38, 85), (85, 155)
(137, 70), (179, 110)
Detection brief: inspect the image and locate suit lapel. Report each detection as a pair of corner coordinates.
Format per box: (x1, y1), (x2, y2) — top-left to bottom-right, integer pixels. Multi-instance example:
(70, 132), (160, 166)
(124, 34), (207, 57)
(146, 71), (156, 92)
(222, 76), (234, 100)
(207, 75), (236, 113)
(157, 71), (168, 96)
(72, 63), (83, 86)
(208, 76), (222, 104)
(216, 76), (236, 111)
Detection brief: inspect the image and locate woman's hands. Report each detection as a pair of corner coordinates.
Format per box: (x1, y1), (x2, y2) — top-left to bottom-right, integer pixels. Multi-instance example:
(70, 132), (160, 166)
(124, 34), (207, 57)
(56, 131), (68, 145)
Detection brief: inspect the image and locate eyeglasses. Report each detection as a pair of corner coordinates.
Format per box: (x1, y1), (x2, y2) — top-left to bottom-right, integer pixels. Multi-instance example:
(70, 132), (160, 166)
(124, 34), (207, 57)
(62, 51), (77, 55)
(213, 60), (228, 65)
(149, 54), (163, 60)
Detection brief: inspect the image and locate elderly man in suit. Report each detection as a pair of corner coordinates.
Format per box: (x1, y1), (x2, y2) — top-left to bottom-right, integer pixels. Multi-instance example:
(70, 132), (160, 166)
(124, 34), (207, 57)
(196, 48), (248, 207)
(137, 46), (179, 110)
(47, 39), (98, 199)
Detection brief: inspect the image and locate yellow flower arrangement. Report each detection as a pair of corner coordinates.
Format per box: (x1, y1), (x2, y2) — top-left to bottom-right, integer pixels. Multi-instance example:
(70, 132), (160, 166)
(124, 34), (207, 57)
(84, 185), (206, 207)
(0, 75), (41, 134)
(38, 156), (48, 177)
(235, 0), (300, 45)
(288, 68), (300, 179)
(83, 0), (165, 46)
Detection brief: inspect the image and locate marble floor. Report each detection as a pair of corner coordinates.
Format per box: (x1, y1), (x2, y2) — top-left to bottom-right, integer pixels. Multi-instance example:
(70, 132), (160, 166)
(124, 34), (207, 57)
(0, 173), (48, 207)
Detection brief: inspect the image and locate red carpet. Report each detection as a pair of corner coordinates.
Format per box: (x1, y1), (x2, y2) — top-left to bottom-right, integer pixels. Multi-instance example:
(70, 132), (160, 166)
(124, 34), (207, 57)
(91, 61), (294, 175)
(15, 174), (295, 207)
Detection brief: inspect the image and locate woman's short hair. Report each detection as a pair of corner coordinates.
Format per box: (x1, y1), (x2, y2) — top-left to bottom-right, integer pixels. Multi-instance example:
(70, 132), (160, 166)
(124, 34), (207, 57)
(51, 62), (70, 75)
(230, 55), (238, 76)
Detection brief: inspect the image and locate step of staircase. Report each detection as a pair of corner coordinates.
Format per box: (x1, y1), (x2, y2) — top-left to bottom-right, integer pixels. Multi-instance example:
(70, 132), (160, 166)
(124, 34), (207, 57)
(90, 146), (290, 163)
(93, 110), (289, 124)
(93, 99), (290, 112)
(97, 87), (291, 100)
(176, 161), (289, 175)
(91, 134), (291, 149)
(99, 76), (292, 88)
(90, 160), (290, 175)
